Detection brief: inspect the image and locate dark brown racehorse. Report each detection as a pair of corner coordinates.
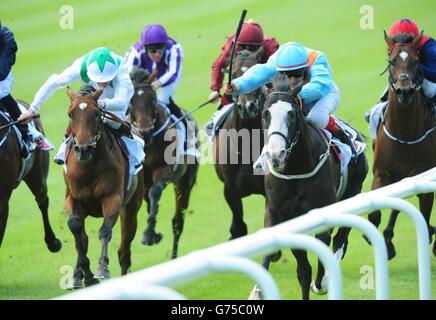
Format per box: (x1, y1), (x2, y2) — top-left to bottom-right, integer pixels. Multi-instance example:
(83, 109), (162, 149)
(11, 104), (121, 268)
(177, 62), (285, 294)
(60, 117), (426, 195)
(258, 75), (368, 299)
(64, 87), (144, 288)
(129, 68), (199, 259)
(368, 32), (436, 258)
(0, 100), (61, 252)
(213, 49), (267, 239)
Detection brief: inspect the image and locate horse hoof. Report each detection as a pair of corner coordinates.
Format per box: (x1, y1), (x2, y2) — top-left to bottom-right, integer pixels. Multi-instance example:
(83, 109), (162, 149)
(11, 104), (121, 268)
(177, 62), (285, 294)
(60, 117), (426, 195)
(47, 238), (62, 253)
(141, 232), (163, 246)
(270, 250), (282, 262)
(94, 268), (111, 279)
(310, 280), (328, 295)
(386, 241), (396, 260)
(68, 278), (84, 290)
(84, 277), (100, 287)
(248, 285), (263, 300)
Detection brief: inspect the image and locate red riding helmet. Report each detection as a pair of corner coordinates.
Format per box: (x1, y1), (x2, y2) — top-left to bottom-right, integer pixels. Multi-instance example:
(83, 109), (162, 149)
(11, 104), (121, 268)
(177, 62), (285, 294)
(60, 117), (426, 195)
(389, 18), (419, 37)
(237, 20), (264, 46)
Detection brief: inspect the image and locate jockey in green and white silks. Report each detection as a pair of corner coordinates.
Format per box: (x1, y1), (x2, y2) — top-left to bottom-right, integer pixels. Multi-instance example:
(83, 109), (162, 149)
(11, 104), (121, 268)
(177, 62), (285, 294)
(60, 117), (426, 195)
(19, 47), (145, 174)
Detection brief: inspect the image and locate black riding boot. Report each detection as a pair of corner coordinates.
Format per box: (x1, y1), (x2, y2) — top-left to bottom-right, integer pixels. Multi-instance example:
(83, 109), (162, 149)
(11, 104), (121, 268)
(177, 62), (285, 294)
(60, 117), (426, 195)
(168, 98), (188, 129)
(1, 95), (30, 157)
(332, 124), (357, 162)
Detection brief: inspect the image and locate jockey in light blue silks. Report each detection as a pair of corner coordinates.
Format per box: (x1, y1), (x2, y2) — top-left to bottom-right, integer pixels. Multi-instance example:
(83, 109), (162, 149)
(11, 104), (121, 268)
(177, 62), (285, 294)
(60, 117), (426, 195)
(225, 41), (356, 157)
(125, 24), (186, 127)
(18, 47), (145, 174)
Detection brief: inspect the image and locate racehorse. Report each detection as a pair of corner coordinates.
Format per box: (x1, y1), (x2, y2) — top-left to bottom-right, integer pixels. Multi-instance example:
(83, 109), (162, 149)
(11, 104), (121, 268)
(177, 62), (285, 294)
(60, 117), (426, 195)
(213, 48), (267, 239)
(368, 31), (436, 258)
(257, 74), (368, 299)
(129, 68), (199, 259)
(0, 100), (61, 252)
(64, 86), (144, 287)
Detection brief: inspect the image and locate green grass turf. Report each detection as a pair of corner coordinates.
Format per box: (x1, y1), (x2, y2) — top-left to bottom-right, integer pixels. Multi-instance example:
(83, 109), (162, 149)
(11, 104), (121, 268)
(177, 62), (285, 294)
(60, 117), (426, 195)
(0, 0), (435, 299)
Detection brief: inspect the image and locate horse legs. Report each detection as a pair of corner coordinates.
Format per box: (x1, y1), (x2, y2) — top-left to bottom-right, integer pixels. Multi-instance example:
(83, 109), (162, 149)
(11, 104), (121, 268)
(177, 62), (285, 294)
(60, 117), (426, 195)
(171, 166), (197, 259)
(292, 249), (312, 300)
(418, 193), (434, 244)
(311, 230), (332, 295)
(67, 214), (98, 288)
(118, 178), (143, 275)
(381, 210), (400, 260)
(95, 196), (121, 279)
(0, 192), (12, 247)
(224, 185), (247, 239)
(24, 160), (61, 252)
(141, 173), (169, 246)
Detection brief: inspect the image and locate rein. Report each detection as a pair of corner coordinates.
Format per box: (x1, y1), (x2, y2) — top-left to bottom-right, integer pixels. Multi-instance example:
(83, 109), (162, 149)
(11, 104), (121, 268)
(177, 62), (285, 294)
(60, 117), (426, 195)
(264, 91), (332, 180)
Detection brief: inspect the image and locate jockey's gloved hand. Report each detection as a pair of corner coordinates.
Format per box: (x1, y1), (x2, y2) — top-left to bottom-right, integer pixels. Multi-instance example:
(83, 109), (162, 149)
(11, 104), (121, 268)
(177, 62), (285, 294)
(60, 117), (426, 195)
(17, 109), (37, 125)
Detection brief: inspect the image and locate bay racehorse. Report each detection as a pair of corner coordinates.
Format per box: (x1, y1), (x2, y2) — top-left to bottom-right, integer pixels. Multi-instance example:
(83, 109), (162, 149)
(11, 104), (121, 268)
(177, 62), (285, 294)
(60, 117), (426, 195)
(213, 48), (267, 239)
(65, 86), (144, 287)
(129, 68), (199, 259)
(0, 100), (61, 252)
(368, 32), (436, 258)
(256, 74), (368, 299)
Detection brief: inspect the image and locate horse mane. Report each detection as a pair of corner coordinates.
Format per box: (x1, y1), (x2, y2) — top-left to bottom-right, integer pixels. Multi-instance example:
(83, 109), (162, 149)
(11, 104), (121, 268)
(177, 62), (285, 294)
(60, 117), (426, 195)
(392, 33), (415, 44)
(79, 85), (96, 96)
(130, 67), (150, 83)
(272, 74), (291, 92)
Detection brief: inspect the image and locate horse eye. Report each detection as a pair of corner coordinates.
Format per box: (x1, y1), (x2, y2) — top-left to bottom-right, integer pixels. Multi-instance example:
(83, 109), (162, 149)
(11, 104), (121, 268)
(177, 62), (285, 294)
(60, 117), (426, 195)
(67, 112), (72, 118)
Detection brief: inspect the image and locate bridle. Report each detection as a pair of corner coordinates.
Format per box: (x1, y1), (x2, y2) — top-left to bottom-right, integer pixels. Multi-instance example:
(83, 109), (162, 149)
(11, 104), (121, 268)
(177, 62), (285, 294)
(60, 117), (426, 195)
(131, 83), (170, 138)
(70, 101), (105, 150)
(265, 91), (301, 154)
(387, 43), (423, 93)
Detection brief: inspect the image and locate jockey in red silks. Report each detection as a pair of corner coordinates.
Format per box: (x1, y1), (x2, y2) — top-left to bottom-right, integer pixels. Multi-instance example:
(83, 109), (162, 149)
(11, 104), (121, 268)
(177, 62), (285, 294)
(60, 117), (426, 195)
(205, 20), (279, 134)
(365, 18), (436, 136)
(208, 19), (280, 105)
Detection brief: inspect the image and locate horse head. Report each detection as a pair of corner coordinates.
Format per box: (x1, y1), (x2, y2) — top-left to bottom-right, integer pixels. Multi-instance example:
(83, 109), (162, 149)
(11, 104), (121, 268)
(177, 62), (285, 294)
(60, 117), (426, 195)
(67, 86), (104, 163)
(262, 74), (301, 171)
(129, 67), (158, 146)
(385, 31), (424, 105)
(232, 48), (265, 119)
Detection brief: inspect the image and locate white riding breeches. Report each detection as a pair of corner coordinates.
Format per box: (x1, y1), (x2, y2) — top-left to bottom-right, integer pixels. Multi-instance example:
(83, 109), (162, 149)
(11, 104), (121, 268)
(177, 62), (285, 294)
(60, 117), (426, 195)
(423, 78), (436, 99)
(306, 82), (340, 129)
(0, 72), (13, 99)
(157, 67), (182, 106)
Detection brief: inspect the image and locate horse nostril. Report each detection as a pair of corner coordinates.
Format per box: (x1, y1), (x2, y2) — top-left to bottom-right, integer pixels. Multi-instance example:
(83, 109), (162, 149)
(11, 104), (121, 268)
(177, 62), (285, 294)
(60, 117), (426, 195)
(278, 150), (286, 162)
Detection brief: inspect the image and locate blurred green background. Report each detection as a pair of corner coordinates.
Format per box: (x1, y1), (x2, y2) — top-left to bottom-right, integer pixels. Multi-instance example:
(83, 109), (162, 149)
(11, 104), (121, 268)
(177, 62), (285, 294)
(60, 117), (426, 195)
(0, 0), (435, 299)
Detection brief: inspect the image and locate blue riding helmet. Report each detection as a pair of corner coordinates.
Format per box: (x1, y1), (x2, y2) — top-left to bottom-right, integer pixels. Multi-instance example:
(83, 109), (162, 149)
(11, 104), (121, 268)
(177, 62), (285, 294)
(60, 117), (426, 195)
(276, 43), (308, 71)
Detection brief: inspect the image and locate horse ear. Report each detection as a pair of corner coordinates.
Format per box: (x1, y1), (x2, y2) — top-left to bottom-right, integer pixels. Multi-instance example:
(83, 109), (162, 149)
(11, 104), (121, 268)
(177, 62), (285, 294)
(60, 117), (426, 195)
(412, 31), (424, 49)
(261, 85), (272, 98)
(146, 68), (158, 84)
(255, 46), (265, 61)
(66, 86), (76, 101)
(92, 88), (104, 100)
(384, 30), (394, 50)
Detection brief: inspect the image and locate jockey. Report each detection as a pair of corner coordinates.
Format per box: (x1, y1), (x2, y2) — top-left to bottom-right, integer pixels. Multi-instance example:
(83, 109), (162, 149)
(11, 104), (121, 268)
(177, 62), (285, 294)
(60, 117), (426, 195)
(205, 19), (279, 134)
(225, 41), (357, 158)
(18, 47), (145, 171)
(0, 22), (52, 156)
(208, 19), (279, 105)
(125, 24), (185, 126)
(365, 18), (436, 124)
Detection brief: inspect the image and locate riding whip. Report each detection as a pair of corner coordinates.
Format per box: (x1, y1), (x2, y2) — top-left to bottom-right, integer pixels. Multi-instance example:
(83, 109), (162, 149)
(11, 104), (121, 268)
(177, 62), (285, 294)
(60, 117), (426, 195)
(0, 114), (40, 131)
(225, 8), (247, 102)
(168, 99), (211, 129)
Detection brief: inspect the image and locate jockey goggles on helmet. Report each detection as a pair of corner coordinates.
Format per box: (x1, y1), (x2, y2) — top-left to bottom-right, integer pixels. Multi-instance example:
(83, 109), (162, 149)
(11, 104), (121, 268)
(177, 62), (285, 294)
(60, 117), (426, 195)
(280, 68), (305, 78)
(146, 43), (166, 53)
(238, 44), (261, 52)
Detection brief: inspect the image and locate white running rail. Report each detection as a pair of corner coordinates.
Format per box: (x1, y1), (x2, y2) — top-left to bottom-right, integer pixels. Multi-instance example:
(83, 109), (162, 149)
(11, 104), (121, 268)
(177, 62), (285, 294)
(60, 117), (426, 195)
(58, 168), (436, 300)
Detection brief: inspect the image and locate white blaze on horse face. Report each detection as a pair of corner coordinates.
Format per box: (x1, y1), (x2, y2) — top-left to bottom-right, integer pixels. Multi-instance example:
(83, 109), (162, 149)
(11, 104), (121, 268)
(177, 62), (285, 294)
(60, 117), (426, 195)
(399, 51), (408, 61)
(266, 100), (292, 162)
(79, 103), (88, 110)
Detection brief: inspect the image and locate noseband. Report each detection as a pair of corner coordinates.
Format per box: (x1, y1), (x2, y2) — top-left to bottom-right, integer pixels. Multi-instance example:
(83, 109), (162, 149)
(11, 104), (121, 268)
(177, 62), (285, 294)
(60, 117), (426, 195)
(387, 43), (423, 93)
(71, 105), (105, 150)
(265, 91), (301, 153)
